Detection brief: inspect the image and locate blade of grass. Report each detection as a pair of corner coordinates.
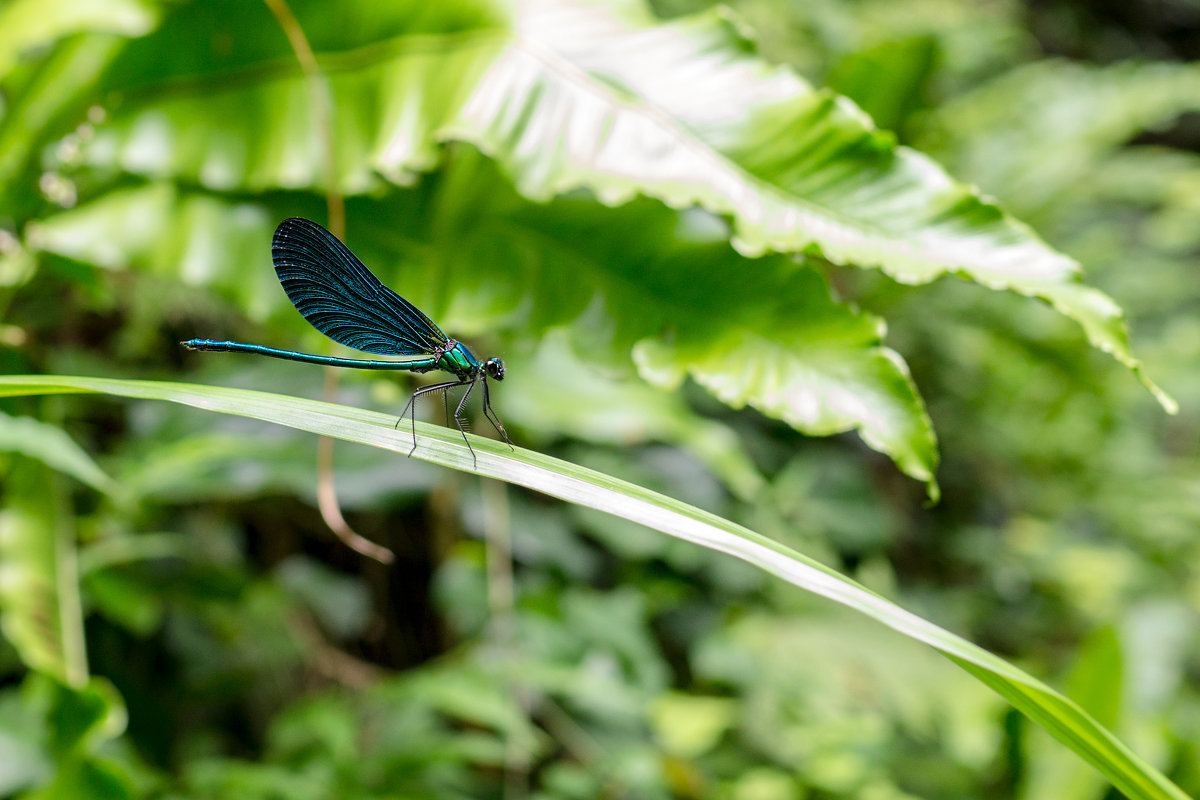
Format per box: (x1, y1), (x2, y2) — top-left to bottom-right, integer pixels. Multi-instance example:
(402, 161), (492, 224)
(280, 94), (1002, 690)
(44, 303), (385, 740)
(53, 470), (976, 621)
(0, 373), (1186, 800)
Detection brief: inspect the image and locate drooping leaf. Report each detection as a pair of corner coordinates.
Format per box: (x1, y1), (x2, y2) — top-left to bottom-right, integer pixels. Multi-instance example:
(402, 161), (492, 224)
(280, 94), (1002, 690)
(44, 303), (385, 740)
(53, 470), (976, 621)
(476, 193), (938, 493)
(628, 264), (937, 495)
(0, 373), (1187, 800)
(0, 411), (119, 498)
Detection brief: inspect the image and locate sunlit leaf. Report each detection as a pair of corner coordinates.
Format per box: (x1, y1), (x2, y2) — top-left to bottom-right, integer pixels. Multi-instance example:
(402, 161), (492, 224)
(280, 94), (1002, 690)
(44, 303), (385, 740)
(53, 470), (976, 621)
(30, 173), (938, 493)
(629, 264), (937, 496)
(482, 194), (937, 493)
(25, 183), (279, 318)
(67, 0), (1170, 409)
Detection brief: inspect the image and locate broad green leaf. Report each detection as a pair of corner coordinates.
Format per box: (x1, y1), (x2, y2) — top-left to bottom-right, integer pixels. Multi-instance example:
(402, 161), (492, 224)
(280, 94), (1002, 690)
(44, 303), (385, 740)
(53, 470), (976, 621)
(0, 374), (1187, 800)
(79, 0), (507, 193)
(0, 411), (119, 498)
(69, 0), (1171, 409)
(477, 193), (938, 493)
(0, 459), (88, 686)
(30, 174), (938, 493)
(629, 267), (936, 494)
(25, 183), (280, 318)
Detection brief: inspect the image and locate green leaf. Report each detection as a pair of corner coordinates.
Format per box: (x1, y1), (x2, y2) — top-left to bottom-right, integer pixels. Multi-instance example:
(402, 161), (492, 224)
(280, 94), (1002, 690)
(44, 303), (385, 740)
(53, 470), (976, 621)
(484, 193), (938, 493)
(1022, 626), (1124, 800)
(40, 677), (127, 756)
(650, 692), (737, 758)
(81, 569), (165, 635)
(504, 332), (765, 500)
(70, 0), (1169, 408)
(826, 35), (938, 134)
(0, 411), (119, 498)
(80, 0), (507, 193)
(0, 36), (129, 220)
(0, 459), (88, 686)
(23, 758), (133, 800)
(0, 0), (158, 80)
(921, 60), (1200, 216)
(0, 373), (1186, 800)
(31, 174), (938, 493)
(629, 264), (937, 497)
(0, 674), (130, 799)
(24, 183), (280, 318)
(456, 0), (1172, 412)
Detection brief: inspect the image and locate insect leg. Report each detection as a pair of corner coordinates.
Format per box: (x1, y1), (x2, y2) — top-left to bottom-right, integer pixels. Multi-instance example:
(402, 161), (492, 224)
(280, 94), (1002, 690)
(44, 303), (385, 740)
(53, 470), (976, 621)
(452, 378), (477, 468)
(400, 380), (466, 457)
(480, 377), (514, 449)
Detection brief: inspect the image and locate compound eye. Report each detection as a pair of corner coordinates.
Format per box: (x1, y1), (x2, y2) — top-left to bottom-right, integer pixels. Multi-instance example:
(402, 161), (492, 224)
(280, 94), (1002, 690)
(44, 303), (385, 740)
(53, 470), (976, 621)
(485, 357), (505, 380)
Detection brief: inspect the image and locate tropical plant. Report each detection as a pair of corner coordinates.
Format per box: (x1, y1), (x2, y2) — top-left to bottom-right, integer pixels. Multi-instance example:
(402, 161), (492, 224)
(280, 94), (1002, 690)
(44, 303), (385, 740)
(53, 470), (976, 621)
(1, 0), (1197, 798)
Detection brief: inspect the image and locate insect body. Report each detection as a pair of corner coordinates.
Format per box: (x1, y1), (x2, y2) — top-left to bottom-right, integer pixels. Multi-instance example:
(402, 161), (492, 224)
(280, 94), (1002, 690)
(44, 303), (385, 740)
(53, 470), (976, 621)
(182, 217), (511, 466)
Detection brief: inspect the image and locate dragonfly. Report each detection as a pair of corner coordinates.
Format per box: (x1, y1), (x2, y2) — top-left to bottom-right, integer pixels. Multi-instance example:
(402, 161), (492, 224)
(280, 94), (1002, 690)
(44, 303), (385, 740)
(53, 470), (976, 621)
(182, 217), (511, 466)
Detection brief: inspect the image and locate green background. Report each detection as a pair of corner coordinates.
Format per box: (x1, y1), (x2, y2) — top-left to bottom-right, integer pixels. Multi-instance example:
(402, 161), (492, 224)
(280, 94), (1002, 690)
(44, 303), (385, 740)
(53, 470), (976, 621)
(1, 0), (1199, 797)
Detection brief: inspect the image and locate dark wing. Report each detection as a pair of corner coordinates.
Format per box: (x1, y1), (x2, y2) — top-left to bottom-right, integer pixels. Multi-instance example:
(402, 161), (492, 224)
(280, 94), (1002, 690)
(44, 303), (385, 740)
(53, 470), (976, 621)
(272, 218), (449, 356)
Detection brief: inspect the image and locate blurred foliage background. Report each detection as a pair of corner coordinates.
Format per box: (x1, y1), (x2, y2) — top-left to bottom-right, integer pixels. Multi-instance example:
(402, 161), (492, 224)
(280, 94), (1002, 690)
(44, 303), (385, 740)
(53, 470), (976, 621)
(1, 0), (1199, 798)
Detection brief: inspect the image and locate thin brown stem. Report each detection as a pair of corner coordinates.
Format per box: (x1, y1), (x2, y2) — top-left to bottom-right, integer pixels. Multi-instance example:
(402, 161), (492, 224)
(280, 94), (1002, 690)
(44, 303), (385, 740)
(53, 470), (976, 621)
(262, 0), (392, 563)
(317, 370), (394, 563)
(260, 0), (344, 233)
